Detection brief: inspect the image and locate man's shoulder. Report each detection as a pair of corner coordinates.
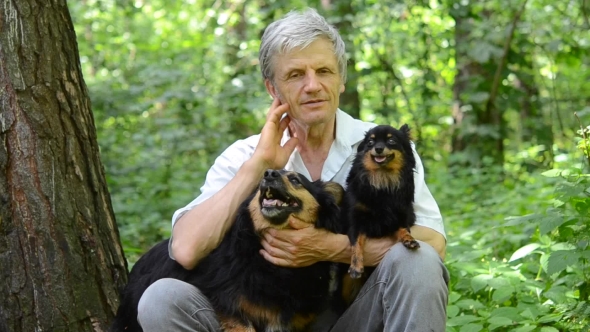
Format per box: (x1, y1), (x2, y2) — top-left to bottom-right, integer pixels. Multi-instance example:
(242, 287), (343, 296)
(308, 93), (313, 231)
(214, 134), (260, 164)
(225, 134), (261, 151)
(336, 110), (377, 145)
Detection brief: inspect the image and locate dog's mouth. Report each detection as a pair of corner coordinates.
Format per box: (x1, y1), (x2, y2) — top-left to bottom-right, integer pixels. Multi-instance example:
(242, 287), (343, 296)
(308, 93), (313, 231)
(259, 184), (301, 224)
(261, 188), (299, 208)
(371, 153), (394, 165)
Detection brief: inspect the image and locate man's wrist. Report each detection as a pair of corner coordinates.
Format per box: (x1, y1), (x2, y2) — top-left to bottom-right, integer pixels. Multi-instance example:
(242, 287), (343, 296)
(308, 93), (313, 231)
(244, 155), (269, 178)
(325, 233), (351, 263)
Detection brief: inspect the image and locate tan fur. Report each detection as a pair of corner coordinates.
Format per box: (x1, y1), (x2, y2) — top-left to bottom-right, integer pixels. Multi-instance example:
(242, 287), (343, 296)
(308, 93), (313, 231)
(349, 233), (367, 277)
(219, 315), (256, 332)
(238, 296), (281, 328)
(324, 182), (345, 206)
(362, 149), (404, 191)
(290, 313), (317, 330)
(247, 172), (322, 232)
(283, 174), (320, 224)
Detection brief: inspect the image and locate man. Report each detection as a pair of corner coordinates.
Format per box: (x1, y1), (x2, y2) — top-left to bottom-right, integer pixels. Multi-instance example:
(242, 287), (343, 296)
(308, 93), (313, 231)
(138, 8), (449, 332)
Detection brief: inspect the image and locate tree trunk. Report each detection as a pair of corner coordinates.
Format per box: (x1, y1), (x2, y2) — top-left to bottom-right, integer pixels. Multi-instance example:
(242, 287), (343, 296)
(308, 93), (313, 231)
(0, 1), (128, 331)
(515, 50), (554, 168)
(450, 4), (504, 166)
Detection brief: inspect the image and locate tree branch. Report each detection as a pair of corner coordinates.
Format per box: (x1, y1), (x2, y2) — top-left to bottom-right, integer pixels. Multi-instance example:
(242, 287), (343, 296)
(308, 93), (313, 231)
(485, 0), (529, 116)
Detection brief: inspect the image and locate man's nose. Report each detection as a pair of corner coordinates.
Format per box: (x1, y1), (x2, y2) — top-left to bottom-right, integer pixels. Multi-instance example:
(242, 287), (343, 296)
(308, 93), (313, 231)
(303, 72), (321, 92)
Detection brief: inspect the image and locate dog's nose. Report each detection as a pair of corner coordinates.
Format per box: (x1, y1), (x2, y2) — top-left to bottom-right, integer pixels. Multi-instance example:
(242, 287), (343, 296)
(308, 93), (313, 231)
(374, 147), (384, 154)
(264, 169), (281, 179)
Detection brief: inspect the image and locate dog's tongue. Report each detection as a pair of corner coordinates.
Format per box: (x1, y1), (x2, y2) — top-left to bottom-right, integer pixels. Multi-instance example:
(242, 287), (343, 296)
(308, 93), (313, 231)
(374, 156), (387, 163)
(263, 198), (286, 207)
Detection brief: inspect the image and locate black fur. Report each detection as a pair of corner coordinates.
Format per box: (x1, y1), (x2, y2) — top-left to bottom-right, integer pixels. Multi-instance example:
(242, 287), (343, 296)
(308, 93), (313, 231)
(111, 170), (344, 332)
(343, 124), (418, 278)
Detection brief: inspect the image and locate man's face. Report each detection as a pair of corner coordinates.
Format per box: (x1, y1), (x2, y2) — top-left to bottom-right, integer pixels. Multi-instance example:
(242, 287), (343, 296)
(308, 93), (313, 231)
(265, 38), (345, 127)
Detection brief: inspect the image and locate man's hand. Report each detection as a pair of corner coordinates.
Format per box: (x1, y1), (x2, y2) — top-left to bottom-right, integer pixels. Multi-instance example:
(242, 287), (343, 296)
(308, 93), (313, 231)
(259, 217), (341, 267)
(410, 225), (446, 260)
(252, 98), (299, 171)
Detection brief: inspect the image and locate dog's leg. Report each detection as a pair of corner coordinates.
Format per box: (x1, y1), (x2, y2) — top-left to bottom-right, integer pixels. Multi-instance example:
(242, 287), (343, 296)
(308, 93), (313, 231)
(394, 228), (420, 249)
(348, 233), (366, 279)
(219, 315), (255, 332)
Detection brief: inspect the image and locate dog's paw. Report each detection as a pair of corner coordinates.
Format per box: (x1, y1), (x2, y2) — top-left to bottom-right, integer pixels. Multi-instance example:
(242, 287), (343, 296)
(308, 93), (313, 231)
(403, 239), (420, 250)
(348, 266), (364, 279)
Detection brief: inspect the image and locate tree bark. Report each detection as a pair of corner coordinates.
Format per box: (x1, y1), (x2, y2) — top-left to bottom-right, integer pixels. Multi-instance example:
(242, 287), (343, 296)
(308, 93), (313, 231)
(450, 3), (506, 166)
(0, 1), (128, 331)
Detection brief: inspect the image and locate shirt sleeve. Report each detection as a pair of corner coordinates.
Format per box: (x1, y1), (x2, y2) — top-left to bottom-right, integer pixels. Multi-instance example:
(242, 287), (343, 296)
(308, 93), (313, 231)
(411, 144), (446, 239)
(170, 137), (256, 227)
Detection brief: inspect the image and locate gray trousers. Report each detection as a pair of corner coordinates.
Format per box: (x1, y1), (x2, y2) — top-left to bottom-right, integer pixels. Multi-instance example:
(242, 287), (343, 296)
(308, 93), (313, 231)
(137, 241), (449, 332)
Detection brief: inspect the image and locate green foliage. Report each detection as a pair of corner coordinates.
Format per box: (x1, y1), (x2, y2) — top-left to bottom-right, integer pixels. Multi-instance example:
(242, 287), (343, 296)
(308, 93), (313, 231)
(435, 130), (590, 331)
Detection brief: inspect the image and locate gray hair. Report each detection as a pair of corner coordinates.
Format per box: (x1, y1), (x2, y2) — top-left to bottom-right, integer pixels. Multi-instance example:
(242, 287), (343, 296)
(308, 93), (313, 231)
(259, 8), (347, 83)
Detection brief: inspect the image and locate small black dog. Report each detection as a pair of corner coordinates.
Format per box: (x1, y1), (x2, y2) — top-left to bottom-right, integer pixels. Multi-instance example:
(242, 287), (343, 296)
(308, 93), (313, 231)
(110, 170), (345, 332)
(344, 124), (419, 279)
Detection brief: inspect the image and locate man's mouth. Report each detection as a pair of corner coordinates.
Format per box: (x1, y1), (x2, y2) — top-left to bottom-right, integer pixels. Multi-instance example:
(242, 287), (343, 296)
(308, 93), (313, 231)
(302, 99), (325, 105)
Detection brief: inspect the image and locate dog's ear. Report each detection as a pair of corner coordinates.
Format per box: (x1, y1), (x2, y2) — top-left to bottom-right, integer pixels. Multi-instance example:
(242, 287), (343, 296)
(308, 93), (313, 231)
(400, 124), (412, 140)
(323, 182), (345, 206)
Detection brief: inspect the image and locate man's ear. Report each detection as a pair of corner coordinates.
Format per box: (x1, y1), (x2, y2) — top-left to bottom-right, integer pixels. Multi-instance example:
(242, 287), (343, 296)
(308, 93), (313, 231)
(340, 83), (345, 93)
(265, 79), (278, 99)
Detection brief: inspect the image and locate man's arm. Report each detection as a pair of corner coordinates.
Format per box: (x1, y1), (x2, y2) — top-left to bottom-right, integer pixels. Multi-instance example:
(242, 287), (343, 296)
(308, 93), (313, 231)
(171, 99), (298, 270)
(259, 221), (446, 268)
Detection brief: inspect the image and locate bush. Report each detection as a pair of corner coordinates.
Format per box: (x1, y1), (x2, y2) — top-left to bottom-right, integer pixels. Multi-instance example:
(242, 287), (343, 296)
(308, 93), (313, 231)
(436, 127), (590, 332)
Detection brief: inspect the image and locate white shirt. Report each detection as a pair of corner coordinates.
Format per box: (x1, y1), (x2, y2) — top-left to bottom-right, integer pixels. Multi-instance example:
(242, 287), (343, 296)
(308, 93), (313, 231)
(172, 110), (446, 238)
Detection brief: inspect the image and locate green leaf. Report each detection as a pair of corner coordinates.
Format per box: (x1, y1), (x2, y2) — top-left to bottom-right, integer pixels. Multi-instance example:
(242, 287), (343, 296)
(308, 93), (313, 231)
(490, 307), (522, 321)
(492, 287), (514, 302)
(488, 316), (514, 330)
(539, 327), (560, 332)
(539, 216), (569, 234)
(455, 299), (486, 310)
(542, 169), (562, 177)
(447, 305), (460, 318)
(471, 274), (493, 292)
(546, 250), (581, 275)
(512, 326), (537, 332)
(447, 315), (481, 327)
(449, 292), (462, 303)
(509, 243), (542, 262)
(503, 214), (542, 226)
(459, 324), (485, 332)
(537, 313), (563, 324)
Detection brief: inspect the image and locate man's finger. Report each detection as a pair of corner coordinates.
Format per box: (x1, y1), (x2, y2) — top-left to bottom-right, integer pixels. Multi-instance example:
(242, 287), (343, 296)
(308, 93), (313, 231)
(266, 99), (289, 122)
(278, 114), (291, 134)
(288, 216), (313, 230)
(260, 249), (290, 267)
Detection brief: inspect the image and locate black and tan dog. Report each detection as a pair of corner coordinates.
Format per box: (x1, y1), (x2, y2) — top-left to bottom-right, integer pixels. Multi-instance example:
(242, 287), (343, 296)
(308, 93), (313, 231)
(344, 124), (419, 279)
(110, 169), (345, 332)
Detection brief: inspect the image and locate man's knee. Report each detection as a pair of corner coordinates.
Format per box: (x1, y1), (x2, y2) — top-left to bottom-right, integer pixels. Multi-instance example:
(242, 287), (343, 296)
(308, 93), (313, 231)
(378, 241), (449, 288)
(137, 278), (216, 329)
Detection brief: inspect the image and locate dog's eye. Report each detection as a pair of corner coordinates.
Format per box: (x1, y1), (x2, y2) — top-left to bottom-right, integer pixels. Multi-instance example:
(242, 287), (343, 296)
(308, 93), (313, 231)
(387, 138), (395, 145)
(289, 177), (301, 185)
(367, 139), (375, 147)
